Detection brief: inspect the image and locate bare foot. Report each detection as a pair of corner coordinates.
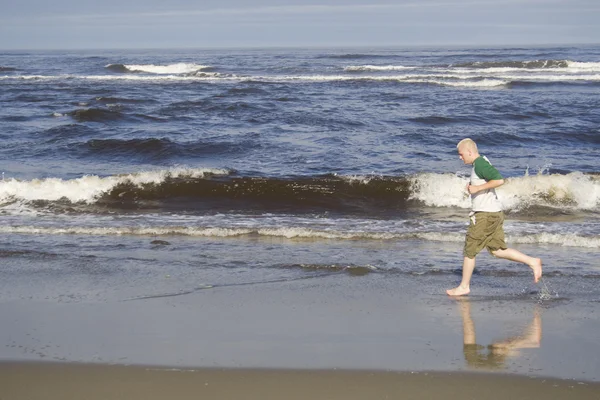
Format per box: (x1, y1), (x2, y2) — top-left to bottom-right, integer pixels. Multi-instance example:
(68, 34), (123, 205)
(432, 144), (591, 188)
(446, 286), (470, 296)
(530, 258), (542, 283)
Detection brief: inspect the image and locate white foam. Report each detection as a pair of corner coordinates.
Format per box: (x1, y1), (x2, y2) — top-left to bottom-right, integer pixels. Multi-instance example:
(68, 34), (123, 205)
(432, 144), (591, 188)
(0, 224), (465, 242)
(500, 73), (600, 82)
(2, 71), (597, 86)
(500, 172), (600, 211)
(338, 175), (377, 184)
(122, 63), (211, 74)
(1, 225), (597, 248)
(567, 61), (600, 72)
(509, 232), (600, 248)
(436, 79), (507, 88)
(0, 167), (230, 204)
(409, 172), (600, 211)
(409, 173), (471, 208)
(0, 74), (226, 82)
(344, 65), (415, 72)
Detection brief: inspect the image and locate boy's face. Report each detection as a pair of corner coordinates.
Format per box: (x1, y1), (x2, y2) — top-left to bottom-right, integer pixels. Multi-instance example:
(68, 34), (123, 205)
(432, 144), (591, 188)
(458, 146), (476, 165)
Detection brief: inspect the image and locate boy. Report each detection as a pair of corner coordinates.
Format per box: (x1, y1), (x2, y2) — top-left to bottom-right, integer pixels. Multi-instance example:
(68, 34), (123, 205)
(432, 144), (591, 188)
(446, 138), (542, 296)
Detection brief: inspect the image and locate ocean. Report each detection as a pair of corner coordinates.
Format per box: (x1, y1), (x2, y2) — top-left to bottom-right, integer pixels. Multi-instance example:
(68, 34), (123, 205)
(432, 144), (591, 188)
(1, 45), (599, 305)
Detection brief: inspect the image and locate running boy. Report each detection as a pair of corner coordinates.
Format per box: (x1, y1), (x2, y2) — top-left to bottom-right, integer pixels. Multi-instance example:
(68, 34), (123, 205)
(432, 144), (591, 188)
(447, 138), (542, 296)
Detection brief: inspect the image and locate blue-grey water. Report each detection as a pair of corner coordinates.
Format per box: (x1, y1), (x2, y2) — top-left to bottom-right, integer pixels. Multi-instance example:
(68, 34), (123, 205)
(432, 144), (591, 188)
(1, 45), (599, 305)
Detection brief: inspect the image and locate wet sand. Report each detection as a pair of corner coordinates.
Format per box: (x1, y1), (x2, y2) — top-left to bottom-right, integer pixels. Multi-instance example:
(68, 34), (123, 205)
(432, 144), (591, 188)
(1, 262), (599, 398)
(2, 362), (600, 400)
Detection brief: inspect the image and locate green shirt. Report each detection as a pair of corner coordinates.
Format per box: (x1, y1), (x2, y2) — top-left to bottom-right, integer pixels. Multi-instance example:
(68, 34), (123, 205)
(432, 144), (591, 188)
(473, 156), (503, 181)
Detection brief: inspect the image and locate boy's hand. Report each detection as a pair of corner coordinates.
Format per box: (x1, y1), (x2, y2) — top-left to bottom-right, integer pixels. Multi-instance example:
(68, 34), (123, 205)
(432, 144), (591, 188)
(467, 184), (480, 194)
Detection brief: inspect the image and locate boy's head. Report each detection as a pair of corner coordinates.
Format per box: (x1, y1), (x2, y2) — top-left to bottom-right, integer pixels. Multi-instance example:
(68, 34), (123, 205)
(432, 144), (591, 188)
(457, 138), (479, 165)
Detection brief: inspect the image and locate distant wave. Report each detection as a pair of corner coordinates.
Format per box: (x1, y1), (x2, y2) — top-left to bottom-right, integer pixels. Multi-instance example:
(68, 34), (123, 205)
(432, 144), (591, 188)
(452, 59), (569, 69)
(105, 63), (212, 75)
(318, 53), (394, 60)
(1, 225), (598, 248)
(1, 170), (598, 215)
(567, 61), (600, 72)
(4, 71), (599, 88)
(344, 65), (416, 72)
(104, 64), (131, 73)
(0, 66), (17, 72)
(344, 60), (600, 74)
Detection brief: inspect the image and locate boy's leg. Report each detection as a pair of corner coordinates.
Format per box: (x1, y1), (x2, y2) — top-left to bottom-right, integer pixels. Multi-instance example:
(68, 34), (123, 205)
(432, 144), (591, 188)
(446, 256), (476, 296)
(491, 248), (542, 282)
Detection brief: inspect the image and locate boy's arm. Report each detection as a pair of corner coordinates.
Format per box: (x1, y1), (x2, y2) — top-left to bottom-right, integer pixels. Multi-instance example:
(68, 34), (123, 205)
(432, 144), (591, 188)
(468, 179), (504, 194)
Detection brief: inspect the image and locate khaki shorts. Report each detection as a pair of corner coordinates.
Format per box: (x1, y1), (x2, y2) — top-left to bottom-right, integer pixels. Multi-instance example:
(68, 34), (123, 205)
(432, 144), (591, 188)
(463, 211), (507, 259)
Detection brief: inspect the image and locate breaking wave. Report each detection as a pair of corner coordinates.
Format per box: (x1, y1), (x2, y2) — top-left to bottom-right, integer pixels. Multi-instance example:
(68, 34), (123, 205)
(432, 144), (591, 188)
(410, 171), (600, 212)
(452, 59), (570, 69)
(105, 62), (212, 75)
(0, 167), (230, 204)
(1, 170), (598, 215)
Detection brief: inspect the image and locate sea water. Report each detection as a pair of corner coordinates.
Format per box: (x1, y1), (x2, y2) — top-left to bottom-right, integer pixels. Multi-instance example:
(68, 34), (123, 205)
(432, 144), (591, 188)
(1, 45), (599, 303)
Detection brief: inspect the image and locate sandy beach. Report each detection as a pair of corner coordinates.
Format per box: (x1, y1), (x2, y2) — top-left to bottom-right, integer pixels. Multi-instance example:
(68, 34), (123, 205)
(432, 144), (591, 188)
(2, 254), (600, 399)
(2, 363), (600, 400)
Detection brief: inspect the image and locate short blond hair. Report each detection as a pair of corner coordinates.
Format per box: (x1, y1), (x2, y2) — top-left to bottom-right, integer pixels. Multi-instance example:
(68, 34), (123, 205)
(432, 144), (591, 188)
(457, 138), (478, 152)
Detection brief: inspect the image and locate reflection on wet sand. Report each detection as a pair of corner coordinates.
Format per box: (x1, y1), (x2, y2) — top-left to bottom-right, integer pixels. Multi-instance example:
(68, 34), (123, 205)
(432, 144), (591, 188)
(457, 299), (542, 370)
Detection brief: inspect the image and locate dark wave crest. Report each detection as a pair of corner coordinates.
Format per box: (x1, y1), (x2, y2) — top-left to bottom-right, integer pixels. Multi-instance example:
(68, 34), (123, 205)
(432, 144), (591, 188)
(408, 115), (485, 125)
(68, 108), (165, 123)
(0, 249), (58, 259)
(227, 87), (268, 95)
(453, 60), (569, 69)
(105, 63), (135, 73)
(78, 137), (254, 161)
(506, 80), (599, 89)
(42, 124), (98, 143)
(94, 96), (153, 104)
(69, 108), (125, 122)
(96, 175), (412, 215)
(0, 66), (17, 72)
(85, 138), (174, 156)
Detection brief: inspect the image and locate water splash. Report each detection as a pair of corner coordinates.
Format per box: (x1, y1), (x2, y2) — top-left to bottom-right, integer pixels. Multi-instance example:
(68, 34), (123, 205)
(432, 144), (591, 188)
(538, 277), (555, 302)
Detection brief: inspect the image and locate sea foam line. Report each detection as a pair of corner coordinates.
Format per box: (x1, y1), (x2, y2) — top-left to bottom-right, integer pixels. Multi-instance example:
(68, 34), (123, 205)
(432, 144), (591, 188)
(3, 73), (598, 87)
(344, 65), (416, 71)
(2, 225), (598, 248)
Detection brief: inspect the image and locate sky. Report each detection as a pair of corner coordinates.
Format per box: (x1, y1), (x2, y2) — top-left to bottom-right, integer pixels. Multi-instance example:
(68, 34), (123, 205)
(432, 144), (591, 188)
(0, 0), (598, 49)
